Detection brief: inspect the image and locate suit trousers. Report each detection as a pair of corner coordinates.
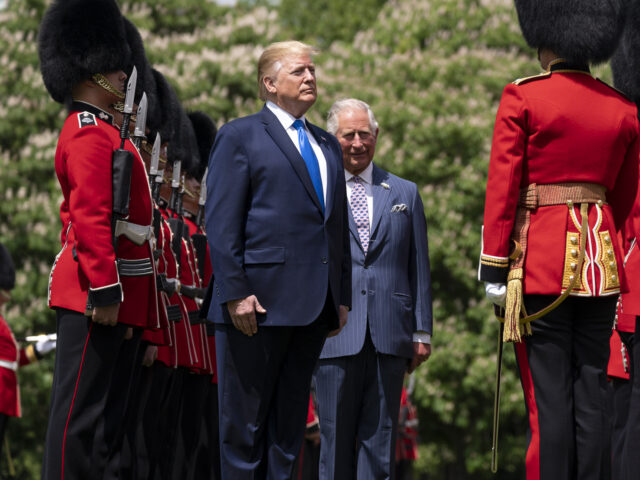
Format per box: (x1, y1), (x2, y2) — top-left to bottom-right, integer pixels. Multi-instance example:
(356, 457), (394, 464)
(515, 295), (616, 480)
(314, 328), (406, 480)
(622, 318), (640, 480)
(215, 306), (331, 480)
(42, 309), (137, 480)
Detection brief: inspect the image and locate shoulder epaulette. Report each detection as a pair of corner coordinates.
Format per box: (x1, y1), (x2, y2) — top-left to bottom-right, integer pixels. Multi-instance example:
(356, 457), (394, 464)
(512, 71), (552, 86)
(595, 78), (632, 102)
(76, 111), (98, 128)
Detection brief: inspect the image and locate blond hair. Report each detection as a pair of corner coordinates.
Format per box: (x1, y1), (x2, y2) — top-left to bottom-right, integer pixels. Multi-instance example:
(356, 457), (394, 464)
(257, 41), (318, 101)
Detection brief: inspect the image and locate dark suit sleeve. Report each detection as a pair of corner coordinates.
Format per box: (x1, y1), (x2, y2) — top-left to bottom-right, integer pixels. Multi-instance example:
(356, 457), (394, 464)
(409, 185), (433, 334)
(205, 123), (252, 304)
(340, 172), (352, 309)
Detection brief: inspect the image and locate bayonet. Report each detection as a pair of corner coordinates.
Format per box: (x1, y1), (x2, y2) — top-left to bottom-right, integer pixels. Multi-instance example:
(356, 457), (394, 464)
(150, 133), (161, 177)
(195, 167), (207, 227)
(132, 91), (147, 149)
(119, 66), (137, 147)
(171, 160), (182, 190)
(123, 66), (136, 115)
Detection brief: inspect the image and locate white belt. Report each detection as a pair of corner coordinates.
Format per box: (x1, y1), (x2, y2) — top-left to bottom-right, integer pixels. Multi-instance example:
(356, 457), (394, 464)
(0, 359), (18, 372)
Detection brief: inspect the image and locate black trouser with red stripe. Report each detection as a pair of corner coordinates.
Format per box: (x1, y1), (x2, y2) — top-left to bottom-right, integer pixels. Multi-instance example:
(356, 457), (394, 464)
(42, 309), (140, 480)
(515, 295), (616, 480)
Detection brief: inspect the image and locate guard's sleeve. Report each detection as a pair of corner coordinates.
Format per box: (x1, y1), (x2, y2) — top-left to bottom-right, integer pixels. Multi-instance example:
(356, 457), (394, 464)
(409, 184), (433, 335)
(65, 125), (122, 306)
(479, 83), (528, 283)
(609, 112), (640, 233)
(205, 124), (251, 304)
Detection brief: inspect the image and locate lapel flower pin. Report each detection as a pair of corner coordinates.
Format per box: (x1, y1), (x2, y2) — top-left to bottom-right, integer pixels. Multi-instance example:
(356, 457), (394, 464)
(380, 182), (390, 190)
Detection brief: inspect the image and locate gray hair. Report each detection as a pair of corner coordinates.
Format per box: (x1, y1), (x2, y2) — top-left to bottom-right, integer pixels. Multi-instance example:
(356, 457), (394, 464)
(326, 98), (378, 135)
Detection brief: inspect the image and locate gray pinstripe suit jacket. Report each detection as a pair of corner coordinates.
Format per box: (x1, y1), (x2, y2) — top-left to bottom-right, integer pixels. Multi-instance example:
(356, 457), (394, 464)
(320, 164), (433, 360)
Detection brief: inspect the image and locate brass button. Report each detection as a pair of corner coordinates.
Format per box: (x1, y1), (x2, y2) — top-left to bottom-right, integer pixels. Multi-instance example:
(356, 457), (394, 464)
(612, 275), (617, 282)
(597, 200), (603, 207)
(610, 261), (616, 268)
(569, 275), (575, 282)
(571, 263), (577, 271)
(608, 249), (614, 257)
(604, 235), (611, 244)
(571, 249), (578, 257)
(571, 237), (578, 245)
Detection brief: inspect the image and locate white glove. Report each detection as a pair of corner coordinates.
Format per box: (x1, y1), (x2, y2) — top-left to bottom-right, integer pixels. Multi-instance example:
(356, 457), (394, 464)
(34, 333), (57, 356)
(485, 282), (507, 307)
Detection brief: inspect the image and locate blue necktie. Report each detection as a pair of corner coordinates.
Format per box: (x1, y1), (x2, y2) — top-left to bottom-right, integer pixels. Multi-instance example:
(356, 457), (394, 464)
(293, 119), (324, 213)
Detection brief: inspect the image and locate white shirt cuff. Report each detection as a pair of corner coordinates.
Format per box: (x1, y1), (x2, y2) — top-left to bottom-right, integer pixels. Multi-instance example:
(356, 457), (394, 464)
(413, 332), (431, 344)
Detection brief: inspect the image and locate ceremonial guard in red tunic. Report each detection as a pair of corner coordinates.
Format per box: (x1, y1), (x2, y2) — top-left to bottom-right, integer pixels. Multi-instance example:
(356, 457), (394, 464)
(608, 9), (640, 478)
(479, 1), (638, 478)
(38, 1), (158, 478)
(0, 244), (56, 469)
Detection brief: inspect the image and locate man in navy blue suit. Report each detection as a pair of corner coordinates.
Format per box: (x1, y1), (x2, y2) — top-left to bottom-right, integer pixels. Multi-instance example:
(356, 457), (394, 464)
(205, 41), (351, 479)
(314, 98), (433, 479)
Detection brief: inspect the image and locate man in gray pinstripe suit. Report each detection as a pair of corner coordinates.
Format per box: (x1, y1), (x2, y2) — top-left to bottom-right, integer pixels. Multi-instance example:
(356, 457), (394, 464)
(314, 99), (433, 479)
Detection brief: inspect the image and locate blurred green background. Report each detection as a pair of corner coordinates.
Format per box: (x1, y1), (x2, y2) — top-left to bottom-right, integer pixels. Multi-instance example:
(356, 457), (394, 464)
(0, 0), (614, 478)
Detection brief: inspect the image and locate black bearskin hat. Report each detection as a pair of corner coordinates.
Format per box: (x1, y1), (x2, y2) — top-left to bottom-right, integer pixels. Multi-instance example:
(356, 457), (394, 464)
(186, 112), (217, 181)
(0, 244), (16, 292)
(147, 69), (180, 144)
(38, 0), (131, 104)
(123, 18), (157, 107)
(514, 0), (628, 64)
(167, 107), (198, 175)
(611, 4), (640, 104)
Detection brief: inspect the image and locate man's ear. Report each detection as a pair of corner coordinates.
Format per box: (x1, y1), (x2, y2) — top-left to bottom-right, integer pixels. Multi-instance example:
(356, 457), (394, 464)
(263, 75), (277, 95)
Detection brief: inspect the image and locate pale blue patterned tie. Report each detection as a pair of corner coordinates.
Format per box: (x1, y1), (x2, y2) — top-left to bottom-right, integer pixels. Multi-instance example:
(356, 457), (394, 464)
(292, 119), (324, 213)
(351, 176), (370, 253)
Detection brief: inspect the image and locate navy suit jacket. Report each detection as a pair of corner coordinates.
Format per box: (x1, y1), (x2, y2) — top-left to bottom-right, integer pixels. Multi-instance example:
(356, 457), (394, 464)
(205, 106), (351, 329)
(320, 164), (432, 359)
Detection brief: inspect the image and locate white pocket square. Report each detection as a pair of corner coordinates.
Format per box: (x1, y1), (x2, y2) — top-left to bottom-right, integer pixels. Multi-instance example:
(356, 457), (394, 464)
(391, 204), (407, 212)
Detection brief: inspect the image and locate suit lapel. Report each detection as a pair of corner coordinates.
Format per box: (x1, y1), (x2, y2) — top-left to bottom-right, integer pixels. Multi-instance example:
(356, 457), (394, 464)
(369, 165), (392, 243)
(260, 107), (324, 214)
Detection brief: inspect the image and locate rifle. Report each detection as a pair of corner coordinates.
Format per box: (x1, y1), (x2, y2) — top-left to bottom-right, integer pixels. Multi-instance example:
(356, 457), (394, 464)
(111, 66), (137, 254)
(167, 159), (184, 269)
(192, 167), (208, 282)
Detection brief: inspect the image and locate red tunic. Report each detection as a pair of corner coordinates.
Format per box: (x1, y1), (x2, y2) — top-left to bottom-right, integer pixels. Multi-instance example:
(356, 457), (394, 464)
(0, 315), (36, 418)
(48, 102), (159, 328)
(479, 67), (640, 296)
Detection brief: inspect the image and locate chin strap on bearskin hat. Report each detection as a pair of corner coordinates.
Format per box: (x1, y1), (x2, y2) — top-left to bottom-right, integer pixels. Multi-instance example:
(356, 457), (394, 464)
(514, 0), (628, 64)
(38, 0), (131, 104)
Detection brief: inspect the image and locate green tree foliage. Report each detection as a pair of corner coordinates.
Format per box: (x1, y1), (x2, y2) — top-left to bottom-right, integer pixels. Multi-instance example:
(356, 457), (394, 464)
(1, 0), (608, 478)
(278, 0), (388, 48)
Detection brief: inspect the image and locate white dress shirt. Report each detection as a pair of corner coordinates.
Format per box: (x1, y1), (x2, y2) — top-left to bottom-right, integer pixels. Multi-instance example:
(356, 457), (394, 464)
(266, 101), (327, 202)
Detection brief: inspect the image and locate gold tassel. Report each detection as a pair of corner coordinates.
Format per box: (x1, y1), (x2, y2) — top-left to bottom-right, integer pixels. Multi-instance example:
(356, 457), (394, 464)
(504, 268), (524, 343)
